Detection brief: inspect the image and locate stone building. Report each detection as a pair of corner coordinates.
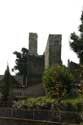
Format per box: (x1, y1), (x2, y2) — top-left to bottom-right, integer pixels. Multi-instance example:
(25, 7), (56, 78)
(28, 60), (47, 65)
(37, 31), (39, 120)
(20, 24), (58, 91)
(0, 32), (62, 97)
(26, 33), (62, 87)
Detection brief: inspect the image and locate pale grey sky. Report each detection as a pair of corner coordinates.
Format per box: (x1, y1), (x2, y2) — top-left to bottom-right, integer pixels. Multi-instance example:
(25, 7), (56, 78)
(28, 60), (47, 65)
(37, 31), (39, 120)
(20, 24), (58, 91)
(0, 0), (83, 74)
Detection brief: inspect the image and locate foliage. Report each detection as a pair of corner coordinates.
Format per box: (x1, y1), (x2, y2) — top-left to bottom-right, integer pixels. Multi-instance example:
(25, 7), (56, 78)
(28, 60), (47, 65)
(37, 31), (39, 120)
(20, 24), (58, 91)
(12, 47), (28, 85)
(13, 96), (55, 109)
(1, 70), (10, 101)
(13, 95), (83, 113)
(80, 122), (83, 125)
(1, 66), (12, 101)
(70, 11), (83, 64)
(61, 95), (83, 104)
(43, 65), (74, 97)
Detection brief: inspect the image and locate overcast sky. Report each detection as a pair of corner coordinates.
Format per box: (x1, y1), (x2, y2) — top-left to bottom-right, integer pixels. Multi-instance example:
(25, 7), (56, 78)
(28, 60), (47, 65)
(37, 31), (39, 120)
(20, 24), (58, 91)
(0, 0), (83, 74)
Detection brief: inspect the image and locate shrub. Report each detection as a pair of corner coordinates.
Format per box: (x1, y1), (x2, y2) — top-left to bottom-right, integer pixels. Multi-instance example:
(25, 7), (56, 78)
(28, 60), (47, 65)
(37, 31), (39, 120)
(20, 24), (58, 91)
(43, 65), (74, 97)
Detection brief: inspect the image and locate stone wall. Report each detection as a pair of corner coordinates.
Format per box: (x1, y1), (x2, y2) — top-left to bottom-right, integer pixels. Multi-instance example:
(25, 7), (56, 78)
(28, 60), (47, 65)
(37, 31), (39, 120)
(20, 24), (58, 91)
(27, 55), (44, 85)
(45, 34), (62, 69)
(13, 83), (45, 98)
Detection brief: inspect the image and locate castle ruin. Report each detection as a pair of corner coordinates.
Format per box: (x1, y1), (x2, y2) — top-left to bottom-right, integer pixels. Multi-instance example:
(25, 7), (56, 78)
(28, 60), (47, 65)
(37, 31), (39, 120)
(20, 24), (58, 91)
(0, 32), (62, 97)
(26, 33), (62, 86)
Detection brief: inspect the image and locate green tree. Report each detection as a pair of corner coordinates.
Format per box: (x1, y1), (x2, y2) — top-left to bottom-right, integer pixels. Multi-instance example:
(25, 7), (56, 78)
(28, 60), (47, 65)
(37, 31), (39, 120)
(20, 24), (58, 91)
(70, 11), (83, 64)
(0, 65), (20, 106)
(12, 48), (28, 86)
(43, 65), (74, 97)
(1, 66), (10, 101)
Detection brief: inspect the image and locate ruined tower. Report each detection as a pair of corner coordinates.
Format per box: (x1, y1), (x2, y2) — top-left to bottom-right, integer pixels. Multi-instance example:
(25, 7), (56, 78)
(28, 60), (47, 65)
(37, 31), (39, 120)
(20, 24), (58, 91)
(45, 34), (62, 69)
(27, 33), (44, 86)
(29, 33), (38, 55)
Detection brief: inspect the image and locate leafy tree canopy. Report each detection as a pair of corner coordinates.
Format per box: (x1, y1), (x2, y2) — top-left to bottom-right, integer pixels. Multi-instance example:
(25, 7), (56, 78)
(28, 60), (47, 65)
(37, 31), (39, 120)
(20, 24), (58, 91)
(43, 65), (74, 97)
(12, 48), (28, 75)
(70, 11), (83, 64)
(12, 47), (28, 85)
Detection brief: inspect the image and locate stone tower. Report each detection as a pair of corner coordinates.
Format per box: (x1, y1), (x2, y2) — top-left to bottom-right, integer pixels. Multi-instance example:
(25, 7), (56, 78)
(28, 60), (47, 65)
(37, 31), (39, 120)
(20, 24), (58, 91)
(45, 34), (62, 69)
(29, 33), (38, 55)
